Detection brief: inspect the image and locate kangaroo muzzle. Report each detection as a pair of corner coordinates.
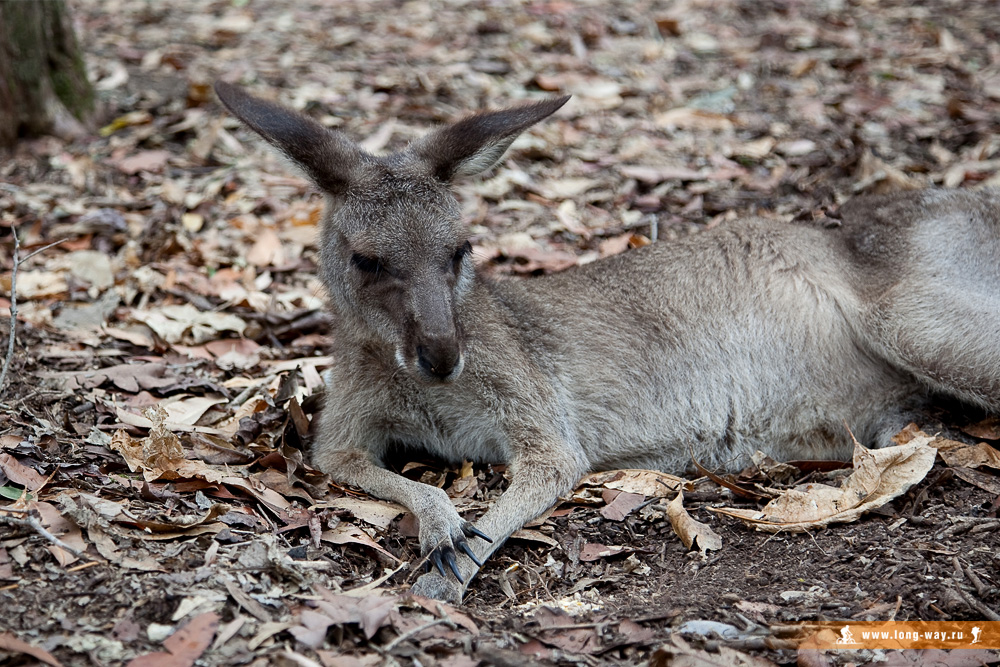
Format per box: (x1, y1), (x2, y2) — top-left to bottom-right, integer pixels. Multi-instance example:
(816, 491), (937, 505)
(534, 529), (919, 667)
(416, 335), (463, 381)
(411, 280), (464, 382)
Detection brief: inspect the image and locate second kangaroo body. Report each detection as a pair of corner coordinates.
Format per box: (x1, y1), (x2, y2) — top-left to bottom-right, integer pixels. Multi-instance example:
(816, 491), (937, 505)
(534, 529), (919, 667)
(216, 82), (1000, 602)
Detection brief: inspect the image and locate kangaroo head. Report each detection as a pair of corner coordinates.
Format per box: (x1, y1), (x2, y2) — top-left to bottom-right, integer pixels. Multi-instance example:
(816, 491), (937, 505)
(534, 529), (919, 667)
(215, 82), (569, 383)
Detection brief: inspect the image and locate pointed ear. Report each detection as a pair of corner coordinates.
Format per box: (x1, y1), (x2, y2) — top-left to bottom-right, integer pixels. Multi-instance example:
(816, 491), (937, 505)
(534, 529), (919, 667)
(409, 96), (570, 181)
(214, 81), (365, 194)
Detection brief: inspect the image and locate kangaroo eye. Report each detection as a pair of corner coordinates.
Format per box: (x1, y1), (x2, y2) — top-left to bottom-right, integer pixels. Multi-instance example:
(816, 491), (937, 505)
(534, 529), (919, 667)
(451, 241), (472, 270)
(351, 253), (384, 275)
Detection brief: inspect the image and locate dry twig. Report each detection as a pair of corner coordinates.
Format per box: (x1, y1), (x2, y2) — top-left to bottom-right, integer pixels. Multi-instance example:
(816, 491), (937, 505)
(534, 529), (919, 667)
(0, 510), (86, 559)
(0, 231), (68, 398)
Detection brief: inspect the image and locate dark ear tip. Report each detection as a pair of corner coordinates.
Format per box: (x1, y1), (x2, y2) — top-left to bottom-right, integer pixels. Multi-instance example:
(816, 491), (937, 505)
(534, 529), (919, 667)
(538, 95), (571, 116)
(214, 80), (239, 104)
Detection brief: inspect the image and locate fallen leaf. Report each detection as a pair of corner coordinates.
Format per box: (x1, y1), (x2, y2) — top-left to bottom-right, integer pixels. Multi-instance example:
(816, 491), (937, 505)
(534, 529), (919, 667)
(934, 439), (1000, 470)
(0, 633), (63, 667)
(321, 524), (400, 562)
(127, 611), (219, 667)
(654, 108), (734, 131)
(131, 304), (246, 344)
(961, 416), (1000, 440)
(619, 164), (705, 184)
(904, 427), (1000, 471)
(600, 490), (645, 521)
(116, 149), (172, 175)
(317, 497), (405, 530)
(666, 490), (723, 552)
(0, 453), (48, 491)
(246, 227), (286, 267)
(578, 469), (685, 497)
(32, 501), (85, 566)
(109, 406), (185, 480)
(509, 529), (559, 547)
(307, 592), (397, 640)
(711, 438), (936, 532)
(952, 467), (1000, 495)
(578, 542), (632, 561)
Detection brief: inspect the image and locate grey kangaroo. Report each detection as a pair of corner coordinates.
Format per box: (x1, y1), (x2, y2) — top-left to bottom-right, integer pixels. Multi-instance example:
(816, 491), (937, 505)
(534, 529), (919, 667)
(215, 81), (1000, 603)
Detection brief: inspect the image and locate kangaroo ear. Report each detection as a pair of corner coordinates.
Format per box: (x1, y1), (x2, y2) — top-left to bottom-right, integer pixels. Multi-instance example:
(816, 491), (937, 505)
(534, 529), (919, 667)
(410, 96), (570, 181)
(215, 81), (365, 194)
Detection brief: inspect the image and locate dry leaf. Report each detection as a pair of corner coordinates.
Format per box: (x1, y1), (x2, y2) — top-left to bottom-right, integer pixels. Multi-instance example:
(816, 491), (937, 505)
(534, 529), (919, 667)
(600, 490), (645, 521)
(666, 490), (723, 552)
(320, 497), (406, 530)
(116, 149), (172, 175)
(578, 542), (632, 561)
(130, 304), (247, 344)
(0, 633), (64, 667)
(936, 441), (1000, 470)
(578, 469), (685, 497)
(711, 438), (936, 532)
(321, 524), (400, 562)
(961, 416), (1000, 440)
(509, 529), (559, 547)
(0, 453), (48, 491)
(128, 611), (219, 667)
(109, 406), (185, 480)
(654, 108), (734, 131)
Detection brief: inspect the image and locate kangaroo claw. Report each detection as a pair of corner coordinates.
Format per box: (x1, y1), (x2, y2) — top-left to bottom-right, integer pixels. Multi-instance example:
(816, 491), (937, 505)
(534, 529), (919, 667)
(443, 549), (463, 582)
(458, 540), (482, 566)
(463, 523), (493, 543)
(431, 549), (446, 578)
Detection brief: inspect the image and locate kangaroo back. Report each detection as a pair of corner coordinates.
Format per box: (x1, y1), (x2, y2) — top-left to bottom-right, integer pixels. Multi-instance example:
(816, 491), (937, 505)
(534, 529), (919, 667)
(837, 188), (1000, 409)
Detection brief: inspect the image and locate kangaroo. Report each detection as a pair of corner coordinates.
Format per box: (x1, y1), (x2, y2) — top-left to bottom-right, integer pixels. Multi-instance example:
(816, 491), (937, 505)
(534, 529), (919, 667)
(215, 81), (1000, 603)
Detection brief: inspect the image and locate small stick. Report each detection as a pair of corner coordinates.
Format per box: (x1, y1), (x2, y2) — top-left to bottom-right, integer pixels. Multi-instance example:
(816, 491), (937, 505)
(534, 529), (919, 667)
(0, 511), (86, 559)
(0, 232), (68, 397)
(951, 585), (1000, 621)
(0, 227), (20, 396)
(382, 617), (452, 652)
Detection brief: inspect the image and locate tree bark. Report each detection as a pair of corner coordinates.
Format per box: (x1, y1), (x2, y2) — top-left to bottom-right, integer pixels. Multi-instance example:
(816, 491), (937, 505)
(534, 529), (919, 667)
(0, 0), (93, 147)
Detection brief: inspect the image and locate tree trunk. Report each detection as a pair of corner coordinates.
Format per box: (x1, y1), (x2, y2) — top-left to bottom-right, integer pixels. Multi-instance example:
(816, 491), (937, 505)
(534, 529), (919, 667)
(0, 0), (93, 147)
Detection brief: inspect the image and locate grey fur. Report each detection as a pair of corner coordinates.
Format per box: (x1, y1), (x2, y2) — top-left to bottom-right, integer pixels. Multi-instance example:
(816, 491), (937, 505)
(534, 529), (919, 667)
(216, 82), (1000, 603)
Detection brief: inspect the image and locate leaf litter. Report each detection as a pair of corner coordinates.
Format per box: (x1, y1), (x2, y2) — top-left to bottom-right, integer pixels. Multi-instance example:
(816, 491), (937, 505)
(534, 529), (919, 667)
(1, 0), (999, 665)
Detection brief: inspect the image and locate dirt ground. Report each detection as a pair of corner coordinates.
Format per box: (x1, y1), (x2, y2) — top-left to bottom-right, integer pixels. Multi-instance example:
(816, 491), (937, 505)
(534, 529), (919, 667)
(1, 0), (999, 665)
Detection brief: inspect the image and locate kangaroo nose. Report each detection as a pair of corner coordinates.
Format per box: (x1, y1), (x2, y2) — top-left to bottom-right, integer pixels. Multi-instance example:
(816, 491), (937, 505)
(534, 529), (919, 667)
(416, 338), (461, 381)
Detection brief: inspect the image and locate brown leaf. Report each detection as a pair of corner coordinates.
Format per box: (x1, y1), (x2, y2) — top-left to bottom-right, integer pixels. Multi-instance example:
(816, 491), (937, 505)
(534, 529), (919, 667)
(962, 416), (1000, 440)
(937, 441), (1000, 471)
(320, 497), (405, 530)
(127, 612), (220, 667)
(321, 524), (400, 562)
(116, 150), (172, 175)
(246, 227), (286, 267)
(310, 593), (397, 640)
(952, 467), (1000, 495)
(0, 632), (63, 667)
(578, 469), (686, 497)
(0, 453), (48, 491)
(600, 490), (645, 521)
(666, 490), (723, 552)
(712, 438), (936, 532)
(619, 164), (705, 184)
(578, 542), (632, 561)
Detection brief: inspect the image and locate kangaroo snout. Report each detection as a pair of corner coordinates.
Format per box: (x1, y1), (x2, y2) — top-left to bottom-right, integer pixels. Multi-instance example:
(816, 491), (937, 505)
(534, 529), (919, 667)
(416, 336), (463, 382)
(409, 282), (464, 382)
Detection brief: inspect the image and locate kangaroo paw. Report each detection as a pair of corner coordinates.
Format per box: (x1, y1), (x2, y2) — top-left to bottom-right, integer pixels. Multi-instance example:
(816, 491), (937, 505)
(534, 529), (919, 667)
(411, 570), (463, 603)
